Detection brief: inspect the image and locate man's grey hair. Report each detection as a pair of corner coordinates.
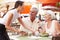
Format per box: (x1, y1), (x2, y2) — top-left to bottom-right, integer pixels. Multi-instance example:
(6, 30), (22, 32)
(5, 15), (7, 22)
(30, 7), (38, 13)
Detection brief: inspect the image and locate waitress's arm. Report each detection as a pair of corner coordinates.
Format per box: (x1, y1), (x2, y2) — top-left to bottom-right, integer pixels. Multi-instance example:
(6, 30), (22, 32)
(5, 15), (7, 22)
(5, 13), (20, 33)
(17, 17), (35, 33)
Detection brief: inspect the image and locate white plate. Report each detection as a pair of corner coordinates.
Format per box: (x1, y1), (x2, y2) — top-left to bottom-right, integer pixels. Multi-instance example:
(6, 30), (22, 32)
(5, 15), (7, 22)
(28, 36), (42, 39)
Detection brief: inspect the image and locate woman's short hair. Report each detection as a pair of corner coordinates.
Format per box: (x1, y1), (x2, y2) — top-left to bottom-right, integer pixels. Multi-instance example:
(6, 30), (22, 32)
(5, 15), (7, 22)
(44, 10), (55, 19)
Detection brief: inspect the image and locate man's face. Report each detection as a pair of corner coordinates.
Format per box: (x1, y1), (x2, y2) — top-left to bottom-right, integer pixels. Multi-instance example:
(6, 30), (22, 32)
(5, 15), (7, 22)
(30, 9), (37, 18)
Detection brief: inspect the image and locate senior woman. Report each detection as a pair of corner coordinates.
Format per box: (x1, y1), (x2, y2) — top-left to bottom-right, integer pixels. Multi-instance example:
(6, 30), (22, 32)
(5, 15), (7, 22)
(43, 11), (60, 40)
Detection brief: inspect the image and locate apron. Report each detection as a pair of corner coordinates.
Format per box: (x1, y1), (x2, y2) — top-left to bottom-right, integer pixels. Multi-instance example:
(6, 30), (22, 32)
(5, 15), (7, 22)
(0, 24), (10, 40)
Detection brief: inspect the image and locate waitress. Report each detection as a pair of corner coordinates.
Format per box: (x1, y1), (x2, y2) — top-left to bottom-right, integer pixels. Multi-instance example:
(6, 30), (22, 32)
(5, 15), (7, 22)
(0, 1), (36, 40)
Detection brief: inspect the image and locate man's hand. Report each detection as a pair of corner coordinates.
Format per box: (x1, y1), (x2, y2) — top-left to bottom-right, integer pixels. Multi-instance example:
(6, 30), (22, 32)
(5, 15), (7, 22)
(34, 31), (40, 36)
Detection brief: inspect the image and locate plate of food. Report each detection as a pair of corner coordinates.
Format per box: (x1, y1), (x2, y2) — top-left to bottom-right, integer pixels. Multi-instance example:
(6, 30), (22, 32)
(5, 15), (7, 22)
(28, 36), (42, 39)
(40, 33), (49, 37)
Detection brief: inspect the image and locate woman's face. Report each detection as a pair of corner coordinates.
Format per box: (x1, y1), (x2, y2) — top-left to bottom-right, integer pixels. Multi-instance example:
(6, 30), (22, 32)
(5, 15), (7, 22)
(44, 14), (51, 21)
(18, 4), (24, 12)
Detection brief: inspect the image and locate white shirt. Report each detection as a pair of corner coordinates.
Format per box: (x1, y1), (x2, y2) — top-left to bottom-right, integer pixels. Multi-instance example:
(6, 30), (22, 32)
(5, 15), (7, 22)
(56, 13), (60, 20)
(45, 20), (55, 35)
(20, 17), (40, 33)
(0, 9), (20, 25)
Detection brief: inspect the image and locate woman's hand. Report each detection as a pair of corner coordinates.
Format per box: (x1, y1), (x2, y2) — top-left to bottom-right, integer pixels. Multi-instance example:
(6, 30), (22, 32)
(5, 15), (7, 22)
(52, 32), (60, 37)
(52, 33), (57, 37)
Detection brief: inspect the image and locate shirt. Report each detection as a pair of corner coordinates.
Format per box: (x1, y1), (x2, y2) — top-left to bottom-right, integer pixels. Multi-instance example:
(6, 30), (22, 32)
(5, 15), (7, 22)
(0, 9), (20, 25)
(45, 20), (55, 35)
(20, 17), (40, 33)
